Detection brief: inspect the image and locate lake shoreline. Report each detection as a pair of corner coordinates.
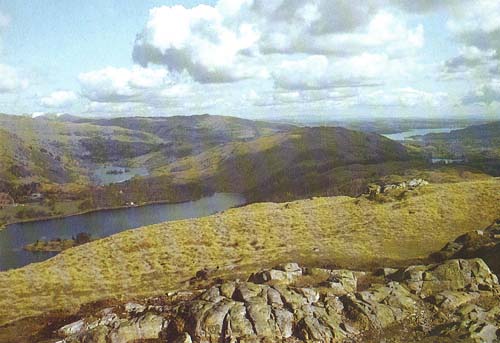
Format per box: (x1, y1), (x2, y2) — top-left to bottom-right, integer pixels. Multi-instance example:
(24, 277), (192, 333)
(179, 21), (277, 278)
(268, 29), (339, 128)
(0, 192), (248, 271)
(0, 191), (247, 231)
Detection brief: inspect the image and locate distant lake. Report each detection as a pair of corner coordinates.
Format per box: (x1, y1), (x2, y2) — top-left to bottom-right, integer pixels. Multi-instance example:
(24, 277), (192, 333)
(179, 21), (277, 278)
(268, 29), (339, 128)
(431, 158), (464, 164)
(92, 165), (149, 185)
(382, 128), (461, 141)
(0, 193), (246, 271)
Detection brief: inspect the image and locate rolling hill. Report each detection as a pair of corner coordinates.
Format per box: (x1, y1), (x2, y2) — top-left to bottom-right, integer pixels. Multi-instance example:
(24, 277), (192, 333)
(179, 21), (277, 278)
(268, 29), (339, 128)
(152, 126), (417, 201)
(70, 114), (296, 168)
(0, 178), (499, 326)
(419, 121), (500, 175)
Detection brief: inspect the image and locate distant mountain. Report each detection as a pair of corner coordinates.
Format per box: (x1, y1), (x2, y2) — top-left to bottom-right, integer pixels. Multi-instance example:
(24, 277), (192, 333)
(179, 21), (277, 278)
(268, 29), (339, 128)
(423, 121), (500, 144)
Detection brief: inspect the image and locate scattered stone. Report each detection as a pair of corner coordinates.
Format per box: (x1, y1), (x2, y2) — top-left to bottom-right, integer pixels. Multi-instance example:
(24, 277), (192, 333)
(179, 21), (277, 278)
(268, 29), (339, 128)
(56, 257), (500, 343)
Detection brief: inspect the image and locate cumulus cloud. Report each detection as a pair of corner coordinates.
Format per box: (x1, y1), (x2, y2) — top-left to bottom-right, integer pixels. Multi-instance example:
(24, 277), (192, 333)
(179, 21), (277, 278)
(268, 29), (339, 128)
(462, 80), (500, 105)
(79, 0), (470, 116)
(252, 89), (356, 107)
(271, 53), (418, 90)
(446, 0), (500, 51)
(0, 64), (29, 93)
(79, 66), (171, 102)
(40, 90), (78, 108)
(441, 46), (498, 80)
(132, 4), (264, 83)
(132, 1), (424, 85)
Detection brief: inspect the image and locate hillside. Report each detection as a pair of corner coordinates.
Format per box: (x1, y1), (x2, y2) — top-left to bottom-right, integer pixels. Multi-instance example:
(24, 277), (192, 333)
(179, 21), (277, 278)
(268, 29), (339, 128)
(0, 114), (297, 223)
(0, 114), (294, 185)
(73, 114), (295, 169)
(0, 178), (499, 326)
(0, 114), (164, 185)
(419, 121), (500, 175)
(153, 126), (416, 202)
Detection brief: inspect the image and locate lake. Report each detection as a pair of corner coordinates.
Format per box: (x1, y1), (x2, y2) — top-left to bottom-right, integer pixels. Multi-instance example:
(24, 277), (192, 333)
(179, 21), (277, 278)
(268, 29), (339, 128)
(0, 193), (246, 271)
(382, 128), (461, 141)
(92, 165), (150, 185)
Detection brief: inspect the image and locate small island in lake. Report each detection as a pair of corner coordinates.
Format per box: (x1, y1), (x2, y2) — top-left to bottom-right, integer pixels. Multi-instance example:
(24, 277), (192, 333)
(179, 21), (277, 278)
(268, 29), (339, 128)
(24, 232), (94, 252)
(105, 168), (130, 175)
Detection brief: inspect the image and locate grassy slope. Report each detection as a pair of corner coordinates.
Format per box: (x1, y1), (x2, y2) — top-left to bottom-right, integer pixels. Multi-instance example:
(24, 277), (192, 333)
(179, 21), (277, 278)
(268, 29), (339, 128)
(0, 179), (500, 325)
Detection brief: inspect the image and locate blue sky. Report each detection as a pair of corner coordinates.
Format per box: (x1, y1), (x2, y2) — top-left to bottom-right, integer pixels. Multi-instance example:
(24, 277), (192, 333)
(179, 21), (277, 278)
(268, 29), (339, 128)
(0, 1), (498, 119)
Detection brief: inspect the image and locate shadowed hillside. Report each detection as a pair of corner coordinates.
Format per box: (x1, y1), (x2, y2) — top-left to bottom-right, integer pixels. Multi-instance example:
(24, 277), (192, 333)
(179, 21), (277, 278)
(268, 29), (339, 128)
(154, 126), (417, 201)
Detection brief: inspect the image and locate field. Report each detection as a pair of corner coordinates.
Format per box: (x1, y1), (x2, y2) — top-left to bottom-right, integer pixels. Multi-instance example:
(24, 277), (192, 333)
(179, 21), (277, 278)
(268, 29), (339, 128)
(0, 178), (499, 326)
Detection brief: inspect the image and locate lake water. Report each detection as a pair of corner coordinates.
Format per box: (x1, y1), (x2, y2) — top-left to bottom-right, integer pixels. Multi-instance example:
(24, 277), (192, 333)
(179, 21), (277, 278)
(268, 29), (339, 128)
(0, 193), (246, 271)
(431, 158), (464, 164)
(92, 165), (149, 185)
(382, 128), (461, 141)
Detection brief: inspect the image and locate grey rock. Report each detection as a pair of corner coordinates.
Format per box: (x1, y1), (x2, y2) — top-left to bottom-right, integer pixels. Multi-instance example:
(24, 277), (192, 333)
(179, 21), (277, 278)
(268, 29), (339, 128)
(108, 312), (165, 343)
(58, 319), (86, 337)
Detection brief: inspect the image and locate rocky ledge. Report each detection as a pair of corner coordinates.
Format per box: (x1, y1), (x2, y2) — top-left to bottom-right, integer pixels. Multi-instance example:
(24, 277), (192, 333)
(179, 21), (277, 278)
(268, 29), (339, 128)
(55, 257), (500, 343)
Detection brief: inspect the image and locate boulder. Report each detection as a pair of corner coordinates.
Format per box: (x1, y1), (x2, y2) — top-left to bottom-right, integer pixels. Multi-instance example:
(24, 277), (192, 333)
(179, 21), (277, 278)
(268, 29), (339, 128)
(108, 312), (165, 343)
(55, 257), (500, 343)
(431, 291), (480, 310)
(343, 281), (419, 330)
(392, 258), (498, 297)
(323, 269), (358, 295)
(248, 262), (302, 284)
(58, 319), (86, 337)
(437, 304), (500, 343)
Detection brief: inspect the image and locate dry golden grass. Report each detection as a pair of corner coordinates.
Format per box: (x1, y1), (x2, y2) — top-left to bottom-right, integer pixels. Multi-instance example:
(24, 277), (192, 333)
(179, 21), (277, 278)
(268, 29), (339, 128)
(0, 179), (500, 325)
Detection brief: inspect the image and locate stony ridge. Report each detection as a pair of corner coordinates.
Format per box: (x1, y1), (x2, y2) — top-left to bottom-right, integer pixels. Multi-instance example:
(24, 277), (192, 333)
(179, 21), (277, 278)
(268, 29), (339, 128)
(54, 257), (500, 343)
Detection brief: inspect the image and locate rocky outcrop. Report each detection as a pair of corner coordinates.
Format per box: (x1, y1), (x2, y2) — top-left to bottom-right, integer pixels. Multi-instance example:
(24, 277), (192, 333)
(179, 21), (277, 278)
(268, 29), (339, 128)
(56, 257), (500, 343)
(367, 178), (429, 199)
(432, 219), (500, 275)
(390, 258), (498, 296)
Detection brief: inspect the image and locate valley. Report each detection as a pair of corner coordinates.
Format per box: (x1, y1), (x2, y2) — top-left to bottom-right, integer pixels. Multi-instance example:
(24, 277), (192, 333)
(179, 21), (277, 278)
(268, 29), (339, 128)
(1, 114), (500, 342)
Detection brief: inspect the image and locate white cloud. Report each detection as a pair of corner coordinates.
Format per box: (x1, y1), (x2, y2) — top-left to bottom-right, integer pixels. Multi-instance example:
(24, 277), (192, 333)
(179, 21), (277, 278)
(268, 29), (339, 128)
(272, 53), (418, 90)
(132, 4), (264, 83)
(446, 0), (500, 51)
(0, 64), (29, 93)
(462, 79), (500, 105)
(40, 90), (78, 108)
(357, 87), (449, 107)
(441, 46), (498, 80)
(132, 1), (424, 86)
(79, 66), (170, 102)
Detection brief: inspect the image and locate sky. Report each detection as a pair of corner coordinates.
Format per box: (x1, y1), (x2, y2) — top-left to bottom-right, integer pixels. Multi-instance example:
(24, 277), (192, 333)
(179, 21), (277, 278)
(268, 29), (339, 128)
(0, 0), (499, 120)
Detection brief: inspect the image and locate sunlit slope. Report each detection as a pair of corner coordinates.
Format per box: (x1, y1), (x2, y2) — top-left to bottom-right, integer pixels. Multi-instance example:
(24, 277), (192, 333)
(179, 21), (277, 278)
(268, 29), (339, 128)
(84, 114), (296, 168)
(0, 179), (499, 325)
